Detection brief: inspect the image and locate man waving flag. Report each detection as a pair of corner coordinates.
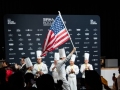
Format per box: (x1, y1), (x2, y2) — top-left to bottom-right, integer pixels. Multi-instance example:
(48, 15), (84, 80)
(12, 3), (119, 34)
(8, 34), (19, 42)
(41, 15), (70, 57)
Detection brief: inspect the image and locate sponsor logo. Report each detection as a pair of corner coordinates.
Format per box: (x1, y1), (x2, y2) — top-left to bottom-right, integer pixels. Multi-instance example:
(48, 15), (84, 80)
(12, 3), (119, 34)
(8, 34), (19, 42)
(18, 48), (23, 50)
(21, 52), (25, 55)
(7, 18), (16, 24)
(30, 52), (35, 55)
(9, 53), (16, 55)
(25, 29), (32, 31)
(9, 43), (14, 46)
(16, 29), (21, 32)
(90, 19), (97, 25)
(76, 29), (81, 31)
(9, 48), (13, 51)
(19, 38), (23, 41)
(8, 38), (13, 41)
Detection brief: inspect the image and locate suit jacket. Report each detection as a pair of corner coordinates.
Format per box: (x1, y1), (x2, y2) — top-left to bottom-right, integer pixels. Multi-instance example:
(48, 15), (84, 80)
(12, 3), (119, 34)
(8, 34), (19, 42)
(20, 64), (26, 74)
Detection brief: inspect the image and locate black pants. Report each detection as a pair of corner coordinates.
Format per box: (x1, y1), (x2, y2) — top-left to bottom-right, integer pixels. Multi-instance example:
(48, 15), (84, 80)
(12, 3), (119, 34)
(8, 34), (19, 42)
(80, 78), (85, 87)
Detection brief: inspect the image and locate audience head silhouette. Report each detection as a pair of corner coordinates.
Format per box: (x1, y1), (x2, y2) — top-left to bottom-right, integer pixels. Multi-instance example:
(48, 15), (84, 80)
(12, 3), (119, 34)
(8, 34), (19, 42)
(36, 74), (55, 90)
(8, 71), (24, 90)
(85, 70), (102, 90)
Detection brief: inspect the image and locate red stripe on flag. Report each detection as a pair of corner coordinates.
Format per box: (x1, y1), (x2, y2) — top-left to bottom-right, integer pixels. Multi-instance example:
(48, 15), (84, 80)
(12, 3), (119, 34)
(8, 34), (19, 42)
(42, 31), (51, 51)
(44, 29), (67, 51)
(54, 33), (70, 48)
(41, 29), (70, 57)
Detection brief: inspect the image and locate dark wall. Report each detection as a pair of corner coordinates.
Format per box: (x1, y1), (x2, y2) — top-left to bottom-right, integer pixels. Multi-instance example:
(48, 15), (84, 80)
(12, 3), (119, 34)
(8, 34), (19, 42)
(0, 1), (119, 62)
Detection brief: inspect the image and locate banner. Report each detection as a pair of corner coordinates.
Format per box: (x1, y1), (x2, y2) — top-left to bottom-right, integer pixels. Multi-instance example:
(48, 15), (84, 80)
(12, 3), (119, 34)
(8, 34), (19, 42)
(4, 14), (100, 76)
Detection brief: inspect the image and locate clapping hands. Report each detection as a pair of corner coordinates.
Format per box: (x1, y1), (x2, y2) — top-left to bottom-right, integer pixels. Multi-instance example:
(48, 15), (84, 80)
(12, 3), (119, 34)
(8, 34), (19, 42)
(71, 69), (75, 73)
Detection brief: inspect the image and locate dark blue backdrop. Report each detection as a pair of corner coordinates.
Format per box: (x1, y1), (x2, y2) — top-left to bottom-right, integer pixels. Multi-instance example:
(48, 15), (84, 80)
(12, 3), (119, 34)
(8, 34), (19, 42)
(4, 14), (100, 77)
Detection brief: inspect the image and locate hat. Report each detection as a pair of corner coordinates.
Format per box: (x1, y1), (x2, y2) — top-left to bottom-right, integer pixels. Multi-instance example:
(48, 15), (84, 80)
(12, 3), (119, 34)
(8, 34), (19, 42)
(36, 50), (44, 58)
(25, 57), (33, 68)
(84, 53), (90, 60)
(54, 52), (59, 60)
(59, 48), (66, 58)
(70, 54), (76, 62)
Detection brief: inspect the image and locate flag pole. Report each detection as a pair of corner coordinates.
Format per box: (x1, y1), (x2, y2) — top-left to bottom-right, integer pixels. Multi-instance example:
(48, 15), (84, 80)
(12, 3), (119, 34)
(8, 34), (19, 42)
(58, 11), (77, 55)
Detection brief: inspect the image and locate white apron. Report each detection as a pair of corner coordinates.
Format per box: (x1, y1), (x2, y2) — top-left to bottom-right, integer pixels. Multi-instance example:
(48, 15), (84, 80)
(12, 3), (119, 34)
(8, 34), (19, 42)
(66, 65), (79, 90)
(68, 75), (77, 90)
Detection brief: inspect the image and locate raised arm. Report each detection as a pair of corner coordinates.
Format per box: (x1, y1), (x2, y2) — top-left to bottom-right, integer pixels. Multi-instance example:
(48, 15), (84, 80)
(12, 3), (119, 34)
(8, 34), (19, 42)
(56, 48), (76, 69)
(63, 47), (76, 64)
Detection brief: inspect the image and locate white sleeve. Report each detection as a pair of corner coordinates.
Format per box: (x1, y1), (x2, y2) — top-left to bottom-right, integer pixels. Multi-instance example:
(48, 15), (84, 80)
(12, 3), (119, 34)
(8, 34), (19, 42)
(66, 66), (70, 75)
(56, 54), (72, 69)
(49, 64), (54, 72)
(74, 65), (79, 75)
(89, 64), (93, 70)
(42, 64), (48, 74)
(32, 64), (37, 75)
(80, 65), (84, 73)
(63, 54), (72, 64)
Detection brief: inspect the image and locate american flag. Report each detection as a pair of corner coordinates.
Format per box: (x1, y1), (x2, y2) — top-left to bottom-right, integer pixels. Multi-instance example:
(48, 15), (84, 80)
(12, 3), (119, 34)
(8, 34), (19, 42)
(41, 15), (70, 56)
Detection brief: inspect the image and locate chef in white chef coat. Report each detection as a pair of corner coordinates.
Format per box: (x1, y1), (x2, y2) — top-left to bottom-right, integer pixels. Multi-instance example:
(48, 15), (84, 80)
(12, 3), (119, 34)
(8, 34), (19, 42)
(66, 54), (79, 90)
(49, 52), (59, 83)
(56, 47), (76, 90)
(32, 50), (48, 78)
(80, 53), (93, 88)
(24, 57), (33, 74)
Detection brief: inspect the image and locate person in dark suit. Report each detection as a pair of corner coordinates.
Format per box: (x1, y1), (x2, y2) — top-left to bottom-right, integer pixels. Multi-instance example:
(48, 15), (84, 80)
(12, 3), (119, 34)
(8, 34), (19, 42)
(15, 57), (26, 74)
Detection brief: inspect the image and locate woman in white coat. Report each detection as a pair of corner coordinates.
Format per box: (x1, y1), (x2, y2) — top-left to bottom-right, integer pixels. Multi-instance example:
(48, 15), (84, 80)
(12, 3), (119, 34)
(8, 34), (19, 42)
(49, 52), (59, 84)
(66, 54), (79, 90)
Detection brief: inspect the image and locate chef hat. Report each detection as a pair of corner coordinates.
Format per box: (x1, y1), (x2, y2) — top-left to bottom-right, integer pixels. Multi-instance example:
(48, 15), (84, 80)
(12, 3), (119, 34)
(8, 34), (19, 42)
(70, 54), (76, 62)
(84, 53), (90, 60)
(25, 57), (33, 68)
(54, 52), (59, 60)
(59, 48), (66, 58)
(36, 50), (44, 58)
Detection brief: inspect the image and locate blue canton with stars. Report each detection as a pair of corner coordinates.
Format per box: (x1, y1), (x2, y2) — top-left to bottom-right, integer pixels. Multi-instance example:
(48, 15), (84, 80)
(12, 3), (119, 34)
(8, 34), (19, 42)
(50, 16), (65, 35)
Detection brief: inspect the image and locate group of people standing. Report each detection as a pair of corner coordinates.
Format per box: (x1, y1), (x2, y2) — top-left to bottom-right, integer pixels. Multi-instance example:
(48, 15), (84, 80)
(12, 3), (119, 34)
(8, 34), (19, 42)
(13, 47), (93, 90)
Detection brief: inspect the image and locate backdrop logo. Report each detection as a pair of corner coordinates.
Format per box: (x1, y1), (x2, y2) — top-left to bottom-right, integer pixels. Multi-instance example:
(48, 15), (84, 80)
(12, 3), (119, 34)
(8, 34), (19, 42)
(90, 19), (97, 25)
(76, 29), (81, 31)
(8, 38), (13, 41)
(43, 18), (54, 26)
(43, 18), (66, 26)
(8, 29), (11, 32)
(7, 18), (16, 24)
(16, 29), (21, 32)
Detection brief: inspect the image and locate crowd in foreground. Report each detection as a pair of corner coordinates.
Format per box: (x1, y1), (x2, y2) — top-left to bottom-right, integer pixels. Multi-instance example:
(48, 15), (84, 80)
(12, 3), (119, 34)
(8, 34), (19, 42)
(0, 64), (103, 90)
(0, 47), (117, 90)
